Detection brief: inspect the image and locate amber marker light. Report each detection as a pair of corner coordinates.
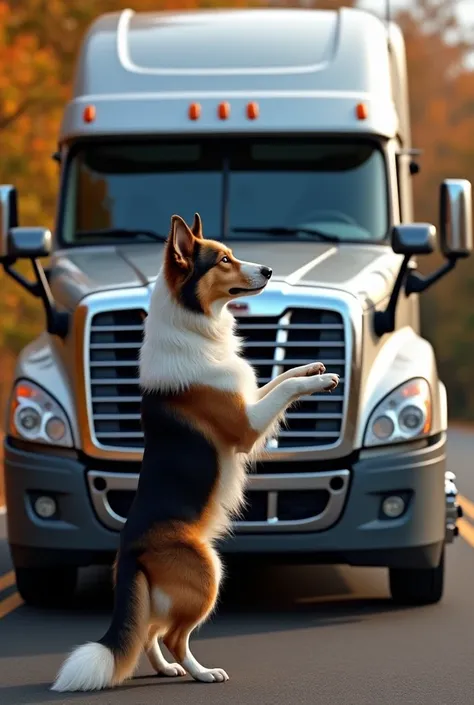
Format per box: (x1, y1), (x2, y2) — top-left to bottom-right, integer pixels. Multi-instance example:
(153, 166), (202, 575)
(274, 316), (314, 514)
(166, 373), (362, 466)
(218, 101), (231, 120)
(246, 101), (259, 120)
(355, 102), (369, 120)
(188, 102), (201, 120)
(83, 105), (96, 123)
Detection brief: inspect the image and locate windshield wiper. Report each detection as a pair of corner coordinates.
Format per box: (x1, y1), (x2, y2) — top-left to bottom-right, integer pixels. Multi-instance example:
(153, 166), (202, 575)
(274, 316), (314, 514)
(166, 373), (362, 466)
(75, 228), (168, 242)
(231, 226), (340, 243)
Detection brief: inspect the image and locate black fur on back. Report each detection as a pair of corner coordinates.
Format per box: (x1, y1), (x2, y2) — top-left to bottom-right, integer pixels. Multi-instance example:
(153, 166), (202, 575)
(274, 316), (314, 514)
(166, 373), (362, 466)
(121, 389), (219, 546)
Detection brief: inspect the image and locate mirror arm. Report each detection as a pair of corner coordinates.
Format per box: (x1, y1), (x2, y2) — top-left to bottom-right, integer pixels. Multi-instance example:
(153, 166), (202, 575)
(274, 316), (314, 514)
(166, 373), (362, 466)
(30, 259), (69, 338)
(373, 255), (411, 337)
(405, 255), (457, 295)
(2, 260), (42, 298)
(2, 258), (69, 339)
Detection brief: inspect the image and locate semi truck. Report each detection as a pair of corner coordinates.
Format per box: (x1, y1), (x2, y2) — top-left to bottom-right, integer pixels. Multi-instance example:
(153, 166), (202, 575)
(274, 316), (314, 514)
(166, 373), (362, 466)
(0, 7), (470, 608)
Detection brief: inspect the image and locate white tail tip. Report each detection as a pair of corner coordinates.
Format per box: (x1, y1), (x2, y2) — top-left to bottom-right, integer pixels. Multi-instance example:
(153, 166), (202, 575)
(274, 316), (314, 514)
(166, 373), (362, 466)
(51, 642), (115, 692)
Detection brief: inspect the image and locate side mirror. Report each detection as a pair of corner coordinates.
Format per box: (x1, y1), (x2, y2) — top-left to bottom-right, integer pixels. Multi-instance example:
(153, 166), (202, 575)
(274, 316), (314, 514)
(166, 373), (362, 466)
(440, 179), (473, 258)
(0, 185), (51, 262)
(8, 227), (52, 260)
(0, 186), (67, 337)
(0, 185), (19, 259)
(391, 223), (436, 256)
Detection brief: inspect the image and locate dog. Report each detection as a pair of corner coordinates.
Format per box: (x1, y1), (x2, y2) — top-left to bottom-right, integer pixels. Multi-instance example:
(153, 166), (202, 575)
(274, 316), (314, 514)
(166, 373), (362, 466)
(51, 213), (339, 692)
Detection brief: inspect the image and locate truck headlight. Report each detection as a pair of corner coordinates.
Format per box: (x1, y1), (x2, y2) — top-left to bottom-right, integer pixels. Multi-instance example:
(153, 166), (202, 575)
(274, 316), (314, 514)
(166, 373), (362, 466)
(364, 378), (431, 447)
(8, 380), (73, 448)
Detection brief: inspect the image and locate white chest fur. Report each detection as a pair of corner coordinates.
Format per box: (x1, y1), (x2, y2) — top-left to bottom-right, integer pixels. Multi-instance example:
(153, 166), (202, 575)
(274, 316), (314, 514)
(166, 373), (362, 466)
(140, 276), (259, 399)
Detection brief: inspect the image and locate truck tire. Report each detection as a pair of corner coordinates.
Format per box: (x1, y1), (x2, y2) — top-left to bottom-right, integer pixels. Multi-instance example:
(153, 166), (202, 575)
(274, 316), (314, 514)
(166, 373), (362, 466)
(389, 549), (444, 606)
(15, 565), (78, 608)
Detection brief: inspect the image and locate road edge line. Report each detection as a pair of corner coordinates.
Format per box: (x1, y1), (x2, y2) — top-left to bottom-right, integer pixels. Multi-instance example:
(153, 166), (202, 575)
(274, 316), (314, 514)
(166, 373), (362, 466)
(0, 571), (15, 593)
(458, 494), (474, 522)
(458, 517), (474, 548)
(0, 592), (23, 619)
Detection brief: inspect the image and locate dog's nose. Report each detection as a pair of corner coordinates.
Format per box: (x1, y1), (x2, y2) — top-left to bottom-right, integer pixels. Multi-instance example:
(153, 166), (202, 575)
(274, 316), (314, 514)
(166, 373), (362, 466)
(260, 265), (273, 280)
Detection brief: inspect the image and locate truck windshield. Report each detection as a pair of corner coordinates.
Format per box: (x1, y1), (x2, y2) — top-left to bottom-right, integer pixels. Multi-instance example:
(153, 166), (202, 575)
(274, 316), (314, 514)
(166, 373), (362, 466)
(61, 138), (389, 245)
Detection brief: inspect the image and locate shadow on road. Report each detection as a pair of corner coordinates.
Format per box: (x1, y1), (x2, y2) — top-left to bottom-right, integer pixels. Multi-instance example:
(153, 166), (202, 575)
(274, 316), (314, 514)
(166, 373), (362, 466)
(0, 560), (401, 652)
(0, 559), (422, 704)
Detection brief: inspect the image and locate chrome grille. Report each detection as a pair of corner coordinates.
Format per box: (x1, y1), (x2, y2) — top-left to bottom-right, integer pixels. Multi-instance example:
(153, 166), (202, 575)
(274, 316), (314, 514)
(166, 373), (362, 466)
(89, 309), (145, 448)
(88, 307), (346, 450)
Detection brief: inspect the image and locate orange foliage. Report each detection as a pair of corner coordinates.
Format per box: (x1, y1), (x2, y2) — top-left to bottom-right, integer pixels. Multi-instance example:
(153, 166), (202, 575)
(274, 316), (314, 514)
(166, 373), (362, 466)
(1, 0), (474, 420)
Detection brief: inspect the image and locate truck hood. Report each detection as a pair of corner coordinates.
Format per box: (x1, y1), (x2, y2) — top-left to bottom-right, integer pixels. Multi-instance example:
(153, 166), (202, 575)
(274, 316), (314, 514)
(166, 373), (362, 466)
(50, 241), (403, 312)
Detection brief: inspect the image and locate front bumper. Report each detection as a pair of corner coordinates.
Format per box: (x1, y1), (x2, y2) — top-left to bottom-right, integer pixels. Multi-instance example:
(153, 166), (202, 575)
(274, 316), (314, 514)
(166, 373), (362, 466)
(4, 433), (457, 570)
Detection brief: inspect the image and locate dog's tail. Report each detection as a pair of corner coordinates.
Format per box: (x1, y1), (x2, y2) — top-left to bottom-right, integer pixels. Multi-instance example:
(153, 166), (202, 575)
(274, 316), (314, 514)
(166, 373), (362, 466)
(51, 555), (149, 692)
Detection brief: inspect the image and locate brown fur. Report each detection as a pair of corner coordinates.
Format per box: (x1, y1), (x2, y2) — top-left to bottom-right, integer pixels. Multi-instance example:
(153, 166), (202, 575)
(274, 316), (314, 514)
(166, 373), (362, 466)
(163, 216), (254, 315)
(140, 523), (220, 661)
(168, 385), (260, 452)
(195, 244), (252, 315)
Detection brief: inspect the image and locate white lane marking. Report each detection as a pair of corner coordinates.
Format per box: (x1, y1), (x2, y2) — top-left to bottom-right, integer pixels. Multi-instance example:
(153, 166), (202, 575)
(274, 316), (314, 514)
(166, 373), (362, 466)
(285, 247), (337, 286)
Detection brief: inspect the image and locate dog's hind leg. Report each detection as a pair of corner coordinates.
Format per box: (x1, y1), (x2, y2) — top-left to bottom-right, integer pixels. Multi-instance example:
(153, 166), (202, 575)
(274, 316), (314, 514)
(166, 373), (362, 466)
(165, 625), (229, 683)
(145, 626), (186, 677)
(143, 536), (227, 683)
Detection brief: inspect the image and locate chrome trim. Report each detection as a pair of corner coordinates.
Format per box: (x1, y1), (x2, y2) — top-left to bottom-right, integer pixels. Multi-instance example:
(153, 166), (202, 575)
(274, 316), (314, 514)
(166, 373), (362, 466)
(73, 288), (150, 462)
(76, 282), (363, 461)
(267, 491), (278, 523)
(445, 470), (460, 543)
(87, 469), (350, 533)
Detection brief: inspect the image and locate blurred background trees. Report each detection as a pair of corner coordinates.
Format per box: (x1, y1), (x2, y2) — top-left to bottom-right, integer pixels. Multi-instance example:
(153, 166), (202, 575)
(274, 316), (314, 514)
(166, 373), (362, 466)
(1, 0), (473, 424)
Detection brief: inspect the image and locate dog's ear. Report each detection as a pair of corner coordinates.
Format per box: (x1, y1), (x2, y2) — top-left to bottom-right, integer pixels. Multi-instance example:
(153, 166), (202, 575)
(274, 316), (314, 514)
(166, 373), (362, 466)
(169, 215), (196, 270)
(191, 212), (203, 239)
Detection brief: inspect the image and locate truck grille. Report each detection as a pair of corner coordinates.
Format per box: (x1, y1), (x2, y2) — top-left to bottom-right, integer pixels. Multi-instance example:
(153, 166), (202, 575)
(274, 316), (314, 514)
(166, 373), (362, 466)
(88, 307), (346, 451)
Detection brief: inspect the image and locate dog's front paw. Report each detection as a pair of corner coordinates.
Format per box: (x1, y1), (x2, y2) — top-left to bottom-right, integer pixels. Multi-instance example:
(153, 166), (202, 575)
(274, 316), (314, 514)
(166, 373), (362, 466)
(289, 362), (325, 379)
(320, 373), (339, 392)
(304, 362), (326, 377)
(302, 372), (339, 395)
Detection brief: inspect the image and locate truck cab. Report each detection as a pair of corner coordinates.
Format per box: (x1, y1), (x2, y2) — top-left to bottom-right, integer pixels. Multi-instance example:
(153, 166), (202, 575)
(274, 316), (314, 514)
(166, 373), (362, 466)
(0, 7), (470, 608)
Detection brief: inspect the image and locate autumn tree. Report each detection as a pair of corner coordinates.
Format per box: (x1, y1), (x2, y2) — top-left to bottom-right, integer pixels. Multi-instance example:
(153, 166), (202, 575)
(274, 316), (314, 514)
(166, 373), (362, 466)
(1, 0), (474, 423)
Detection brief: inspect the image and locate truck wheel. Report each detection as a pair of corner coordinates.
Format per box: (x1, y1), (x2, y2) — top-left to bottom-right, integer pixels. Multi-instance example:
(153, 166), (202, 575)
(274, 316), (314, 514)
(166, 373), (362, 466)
(15, 566), (78, 608)
(389, 549), (444, 606)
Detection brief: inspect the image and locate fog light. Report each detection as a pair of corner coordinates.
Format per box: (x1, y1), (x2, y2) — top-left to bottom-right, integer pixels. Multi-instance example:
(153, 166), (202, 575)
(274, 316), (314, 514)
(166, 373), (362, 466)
(34, 495), (57, 519)
(45, 416), (66, 442)
(382, 495), (406, 519)
(372, 415), (394, 440)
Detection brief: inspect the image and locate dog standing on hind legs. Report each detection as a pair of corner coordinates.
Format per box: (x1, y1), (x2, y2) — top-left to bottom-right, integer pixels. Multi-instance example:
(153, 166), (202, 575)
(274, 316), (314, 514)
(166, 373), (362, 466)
(51, 212), (339, 692)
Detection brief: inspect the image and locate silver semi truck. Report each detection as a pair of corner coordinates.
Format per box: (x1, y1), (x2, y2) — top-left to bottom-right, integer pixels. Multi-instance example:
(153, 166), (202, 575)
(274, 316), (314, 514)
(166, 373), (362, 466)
(0, 7), (470, 608)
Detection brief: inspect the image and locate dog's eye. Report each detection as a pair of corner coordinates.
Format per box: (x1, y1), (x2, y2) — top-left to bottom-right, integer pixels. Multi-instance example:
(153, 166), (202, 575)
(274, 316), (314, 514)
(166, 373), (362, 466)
(221, 256), (230, 264)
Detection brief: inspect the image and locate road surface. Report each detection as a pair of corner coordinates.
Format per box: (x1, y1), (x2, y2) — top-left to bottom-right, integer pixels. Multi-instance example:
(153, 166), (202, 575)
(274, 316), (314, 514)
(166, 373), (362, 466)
(0, 428), (473, 705)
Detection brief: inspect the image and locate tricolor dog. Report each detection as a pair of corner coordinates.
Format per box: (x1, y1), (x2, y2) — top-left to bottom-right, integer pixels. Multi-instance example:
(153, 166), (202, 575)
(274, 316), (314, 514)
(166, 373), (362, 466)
(52, 213), (339, 692)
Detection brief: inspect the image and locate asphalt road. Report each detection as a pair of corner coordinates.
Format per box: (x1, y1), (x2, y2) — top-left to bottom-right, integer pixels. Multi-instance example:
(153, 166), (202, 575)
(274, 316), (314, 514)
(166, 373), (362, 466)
(0, 428), (474, 705)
